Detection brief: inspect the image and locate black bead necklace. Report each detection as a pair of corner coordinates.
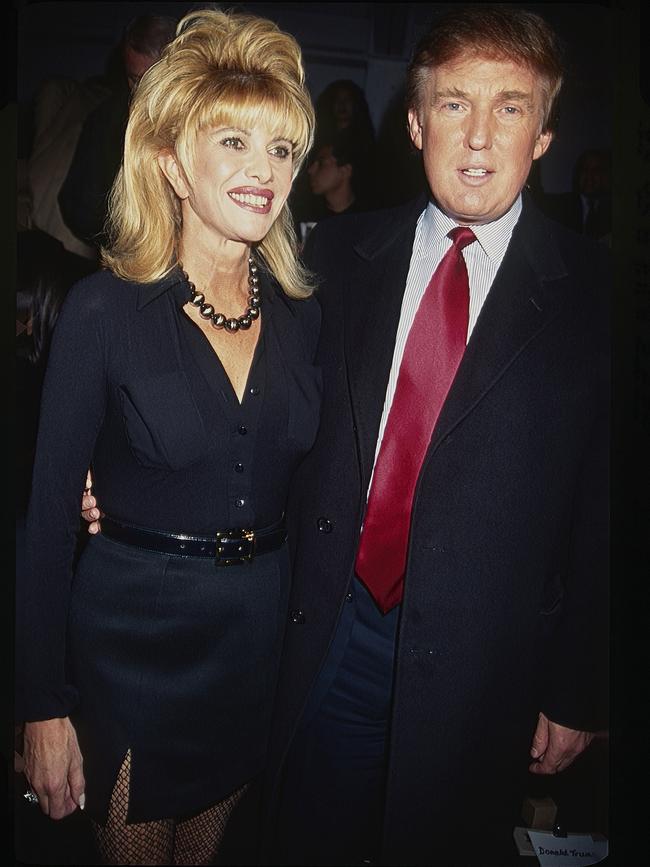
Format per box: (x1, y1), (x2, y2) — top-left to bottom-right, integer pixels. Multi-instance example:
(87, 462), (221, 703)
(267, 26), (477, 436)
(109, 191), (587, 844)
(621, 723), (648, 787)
(180, 255), (260, 333)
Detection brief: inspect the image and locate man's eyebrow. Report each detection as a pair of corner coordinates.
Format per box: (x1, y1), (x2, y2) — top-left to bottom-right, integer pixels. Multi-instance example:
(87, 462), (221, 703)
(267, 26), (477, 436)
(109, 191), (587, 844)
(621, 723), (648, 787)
(431, 88), (535, 109)
(432, 87), (468, 102)
(498, 89), (535, 106)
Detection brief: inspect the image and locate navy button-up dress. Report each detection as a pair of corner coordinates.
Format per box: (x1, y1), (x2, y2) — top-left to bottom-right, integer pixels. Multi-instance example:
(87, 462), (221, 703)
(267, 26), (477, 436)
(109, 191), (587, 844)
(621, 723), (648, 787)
(17, 266), (321, 823)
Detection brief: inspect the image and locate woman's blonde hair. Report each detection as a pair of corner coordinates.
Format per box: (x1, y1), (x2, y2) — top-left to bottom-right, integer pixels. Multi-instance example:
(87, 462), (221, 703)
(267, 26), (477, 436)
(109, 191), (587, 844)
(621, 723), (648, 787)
(101, 8), (316, 298)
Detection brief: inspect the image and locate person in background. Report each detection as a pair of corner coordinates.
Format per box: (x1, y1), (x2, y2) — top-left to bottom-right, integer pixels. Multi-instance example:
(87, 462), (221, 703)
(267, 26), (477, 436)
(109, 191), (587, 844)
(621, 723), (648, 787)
(262, 5), (609, 865)
(541, 147), (612, 243)
(315, 78), (376, 146)
(290, 78), (377, 243)
(59, 15), (178, 252)
(296, 129), (374, 246)
(25, 74), (110, 259)
(16, 9), (318, 866)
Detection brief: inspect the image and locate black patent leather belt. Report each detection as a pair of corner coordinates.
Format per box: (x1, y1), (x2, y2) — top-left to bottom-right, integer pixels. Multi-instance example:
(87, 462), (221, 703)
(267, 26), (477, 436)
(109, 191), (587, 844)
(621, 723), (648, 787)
(101, 516), (286, 566)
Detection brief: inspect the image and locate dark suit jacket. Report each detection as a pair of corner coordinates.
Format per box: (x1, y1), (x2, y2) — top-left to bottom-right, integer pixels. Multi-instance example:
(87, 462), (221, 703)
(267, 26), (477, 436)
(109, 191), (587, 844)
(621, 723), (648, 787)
(264, 194), (610, 865)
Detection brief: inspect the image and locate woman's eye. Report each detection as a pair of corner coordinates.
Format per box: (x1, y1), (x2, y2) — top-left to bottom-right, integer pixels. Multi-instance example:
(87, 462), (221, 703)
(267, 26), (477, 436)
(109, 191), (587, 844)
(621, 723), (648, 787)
(270, 144), (292, 159)
(221, 137), (245, 150)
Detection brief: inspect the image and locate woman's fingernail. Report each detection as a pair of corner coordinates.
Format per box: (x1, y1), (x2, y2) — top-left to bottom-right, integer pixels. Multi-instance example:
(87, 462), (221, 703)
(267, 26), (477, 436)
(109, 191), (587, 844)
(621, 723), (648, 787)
(79, 793), (85, 810)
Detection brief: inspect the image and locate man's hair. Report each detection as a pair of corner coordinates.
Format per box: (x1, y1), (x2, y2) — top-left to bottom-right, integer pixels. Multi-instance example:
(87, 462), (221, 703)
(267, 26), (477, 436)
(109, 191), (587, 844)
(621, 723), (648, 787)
(326, 129), (370, 198)
(325, 129), (361, 170)
(103, 8), (315, 298)
(406, 4), (564, 134)
(124, 15), (178, 60)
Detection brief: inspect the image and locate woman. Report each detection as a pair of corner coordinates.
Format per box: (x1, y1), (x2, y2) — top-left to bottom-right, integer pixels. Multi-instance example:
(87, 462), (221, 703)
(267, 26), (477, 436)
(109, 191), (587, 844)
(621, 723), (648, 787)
(16, 9), (318, 865)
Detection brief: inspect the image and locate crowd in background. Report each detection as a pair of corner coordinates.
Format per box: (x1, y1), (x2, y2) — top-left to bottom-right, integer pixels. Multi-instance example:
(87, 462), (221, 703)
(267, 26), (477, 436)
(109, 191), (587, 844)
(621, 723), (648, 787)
(16, 11), (612, 275)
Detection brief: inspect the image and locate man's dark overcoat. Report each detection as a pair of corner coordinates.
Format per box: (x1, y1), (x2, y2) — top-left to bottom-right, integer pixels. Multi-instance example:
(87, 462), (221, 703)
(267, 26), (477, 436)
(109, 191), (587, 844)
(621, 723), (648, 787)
(264, 195), (609, 865)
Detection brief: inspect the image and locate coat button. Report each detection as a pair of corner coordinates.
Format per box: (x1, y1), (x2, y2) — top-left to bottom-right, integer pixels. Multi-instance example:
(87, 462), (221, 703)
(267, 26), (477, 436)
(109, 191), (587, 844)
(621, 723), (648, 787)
(317, 517), (332, 534)
(238, 425), (247, 435)
(289, 609), (305, 624)
(345, 591), (353, 603)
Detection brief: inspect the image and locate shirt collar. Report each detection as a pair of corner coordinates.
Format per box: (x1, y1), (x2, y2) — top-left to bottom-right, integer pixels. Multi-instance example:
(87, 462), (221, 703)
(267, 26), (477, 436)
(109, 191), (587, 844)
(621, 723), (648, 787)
(136, 266), (189, 310)
(419, 195), (523, 263)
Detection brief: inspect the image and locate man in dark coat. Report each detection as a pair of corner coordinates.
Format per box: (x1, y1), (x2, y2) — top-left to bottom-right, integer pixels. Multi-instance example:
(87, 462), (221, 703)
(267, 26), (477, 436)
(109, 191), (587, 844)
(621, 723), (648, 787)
(540, 148), (612, 243)
(58, 15), (177, 252)
(263, 6), (609, 866)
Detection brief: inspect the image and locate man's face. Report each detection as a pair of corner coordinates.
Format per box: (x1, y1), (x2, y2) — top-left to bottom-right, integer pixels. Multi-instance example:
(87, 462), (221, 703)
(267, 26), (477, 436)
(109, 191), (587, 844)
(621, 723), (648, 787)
(307, 145), (349, 196)
(408, 55), (552, 225)
(578, 154), (610, 198)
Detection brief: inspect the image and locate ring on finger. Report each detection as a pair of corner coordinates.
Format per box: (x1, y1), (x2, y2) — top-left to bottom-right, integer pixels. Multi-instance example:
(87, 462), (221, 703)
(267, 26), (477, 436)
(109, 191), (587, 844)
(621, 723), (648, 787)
(23, 788), (39, 805)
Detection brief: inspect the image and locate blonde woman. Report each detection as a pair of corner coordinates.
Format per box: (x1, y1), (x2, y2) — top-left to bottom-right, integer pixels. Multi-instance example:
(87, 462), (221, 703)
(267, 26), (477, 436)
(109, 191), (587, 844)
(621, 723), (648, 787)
(16, 9), (318, 864)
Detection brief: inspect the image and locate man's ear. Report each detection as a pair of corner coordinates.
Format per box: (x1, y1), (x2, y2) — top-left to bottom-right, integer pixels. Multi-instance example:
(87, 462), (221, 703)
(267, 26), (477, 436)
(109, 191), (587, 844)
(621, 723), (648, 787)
(157, 150), (190, 199)
(533, 130), (553, 162)
(407, 108), (424, 151)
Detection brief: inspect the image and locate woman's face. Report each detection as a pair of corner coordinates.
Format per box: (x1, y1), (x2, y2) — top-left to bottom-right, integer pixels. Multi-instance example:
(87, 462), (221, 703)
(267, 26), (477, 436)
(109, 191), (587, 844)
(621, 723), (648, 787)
(159, 121), (294, 250)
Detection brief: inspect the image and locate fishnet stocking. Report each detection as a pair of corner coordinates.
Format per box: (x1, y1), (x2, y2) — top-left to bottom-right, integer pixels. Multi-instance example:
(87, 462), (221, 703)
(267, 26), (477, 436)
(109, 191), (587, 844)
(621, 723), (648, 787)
(91, 750), (249, 866)
(174, 785), (247, 866)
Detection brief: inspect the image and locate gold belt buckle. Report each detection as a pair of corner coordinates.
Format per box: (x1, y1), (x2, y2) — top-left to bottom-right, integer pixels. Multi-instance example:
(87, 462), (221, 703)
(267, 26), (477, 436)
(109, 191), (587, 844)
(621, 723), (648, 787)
(215, 528), (255, 567)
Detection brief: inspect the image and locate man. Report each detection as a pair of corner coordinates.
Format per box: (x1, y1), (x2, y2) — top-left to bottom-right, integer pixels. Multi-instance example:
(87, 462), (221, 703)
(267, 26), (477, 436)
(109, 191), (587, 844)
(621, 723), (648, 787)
(58, 14), (177, 251)
(26, 74), (110, 260)
(296, 130), (373, 245)
(541, 148), (612, 243)
(262, 5), (609, 865)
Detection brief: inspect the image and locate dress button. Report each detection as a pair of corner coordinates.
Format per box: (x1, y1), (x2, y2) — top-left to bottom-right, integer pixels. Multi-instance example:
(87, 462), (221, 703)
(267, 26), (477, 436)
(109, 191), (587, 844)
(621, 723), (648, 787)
(234, 463), (244, 473)
(289, 609), (305, 624)
(249, 386), (260, 396)
(235, 498), (245, 508)
(238, 425), (247, 435)
(317, 517), (332, 534)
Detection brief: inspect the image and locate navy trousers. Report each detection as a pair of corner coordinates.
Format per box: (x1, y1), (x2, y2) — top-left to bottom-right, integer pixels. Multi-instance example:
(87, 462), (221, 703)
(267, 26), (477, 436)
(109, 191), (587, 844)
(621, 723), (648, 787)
(272, 578), (400, 866)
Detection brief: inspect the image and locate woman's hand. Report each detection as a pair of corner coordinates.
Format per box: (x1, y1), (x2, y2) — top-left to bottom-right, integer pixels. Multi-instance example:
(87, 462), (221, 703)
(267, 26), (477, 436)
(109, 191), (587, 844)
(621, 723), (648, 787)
(81, 469), (102, 534)
(23, 717), (85, 819)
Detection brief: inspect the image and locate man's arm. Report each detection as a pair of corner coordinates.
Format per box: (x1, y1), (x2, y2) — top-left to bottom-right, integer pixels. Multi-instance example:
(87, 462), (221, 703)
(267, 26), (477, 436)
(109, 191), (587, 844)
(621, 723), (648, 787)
(529, 252), (610, 773)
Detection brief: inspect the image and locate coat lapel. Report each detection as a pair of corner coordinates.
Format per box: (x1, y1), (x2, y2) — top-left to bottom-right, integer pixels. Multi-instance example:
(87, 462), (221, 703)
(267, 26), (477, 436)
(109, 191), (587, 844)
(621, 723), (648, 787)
(344, 198), (425, 491)
(428, 199), (571, 451)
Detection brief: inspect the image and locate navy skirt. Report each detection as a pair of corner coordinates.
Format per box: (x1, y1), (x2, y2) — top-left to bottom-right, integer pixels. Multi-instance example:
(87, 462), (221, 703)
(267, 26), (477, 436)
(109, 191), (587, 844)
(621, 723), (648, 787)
(67, 531), (290, 824)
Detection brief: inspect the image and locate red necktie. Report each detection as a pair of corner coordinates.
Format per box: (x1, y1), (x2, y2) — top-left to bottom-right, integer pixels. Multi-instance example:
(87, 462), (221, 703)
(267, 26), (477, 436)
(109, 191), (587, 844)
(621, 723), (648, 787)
(354, 226), (476, 613)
